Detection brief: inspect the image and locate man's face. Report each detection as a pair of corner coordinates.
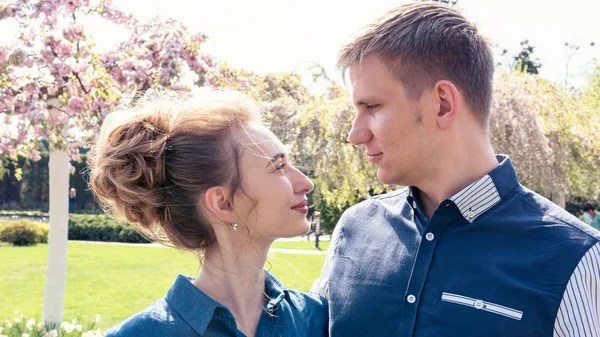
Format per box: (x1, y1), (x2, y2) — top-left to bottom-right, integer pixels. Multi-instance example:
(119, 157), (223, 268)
(587, 209), (596, 216)
(347, 55), (436, 186)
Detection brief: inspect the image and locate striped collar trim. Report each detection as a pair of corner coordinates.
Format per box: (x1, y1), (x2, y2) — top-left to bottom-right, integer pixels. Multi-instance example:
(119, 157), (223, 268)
(449, 174), (501, 223)
(408, 175), (501, 223)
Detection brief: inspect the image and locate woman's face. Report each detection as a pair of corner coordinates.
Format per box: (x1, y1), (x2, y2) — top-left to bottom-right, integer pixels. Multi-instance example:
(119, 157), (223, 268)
(233, 124), (314, 239)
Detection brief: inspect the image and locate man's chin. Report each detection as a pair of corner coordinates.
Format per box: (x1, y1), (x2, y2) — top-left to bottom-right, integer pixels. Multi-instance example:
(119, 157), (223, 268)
(377, 169), (404, 186)
(376, 169), (393, 185)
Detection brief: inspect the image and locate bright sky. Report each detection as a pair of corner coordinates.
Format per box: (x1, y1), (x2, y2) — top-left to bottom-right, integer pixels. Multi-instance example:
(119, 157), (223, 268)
(4, 0), (600, 88)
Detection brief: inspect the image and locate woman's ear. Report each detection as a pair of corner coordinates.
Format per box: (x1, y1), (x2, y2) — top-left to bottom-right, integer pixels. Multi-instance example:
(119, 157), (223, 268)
(203, 186), (236, 224)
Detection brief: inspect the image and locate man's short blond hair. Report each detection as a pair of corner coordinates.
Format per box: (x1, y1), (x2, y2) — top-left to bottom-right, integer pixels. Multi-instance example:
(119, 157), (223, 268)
(338, 2), (494, 128)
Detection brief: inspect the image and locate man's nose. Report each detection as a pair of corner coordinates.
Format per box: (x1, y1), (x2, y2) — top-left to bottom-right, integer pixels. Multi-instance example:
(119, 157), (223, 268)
(347, 126), (373, 145)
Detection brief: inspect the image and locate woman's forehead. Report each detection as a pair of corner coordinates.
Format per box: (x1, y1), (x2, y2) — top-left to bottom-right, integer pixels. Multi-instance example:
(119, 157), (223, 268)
(239, 124), (288, 160)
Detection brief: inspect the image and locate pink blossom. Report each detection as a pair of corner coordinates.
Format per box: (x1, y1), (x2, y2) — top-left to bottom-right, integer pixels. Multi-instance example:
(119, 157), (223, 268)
(68, 97), (84, 114)
(1, 0), (221, 162)
(26, 150), (41, 161)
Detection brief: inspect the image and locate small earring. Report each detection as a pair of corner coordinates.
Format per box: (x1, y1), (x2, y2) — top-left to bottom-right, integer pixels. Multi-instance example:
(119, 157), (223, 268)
(231, 221), (238, 231)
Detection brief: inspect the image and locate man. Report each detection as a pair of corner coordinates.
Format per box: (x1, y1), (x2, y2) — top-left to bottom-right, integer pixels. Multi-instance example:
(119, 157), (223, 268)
(583, 204), (600, 230)
(313, 3), (600, 336)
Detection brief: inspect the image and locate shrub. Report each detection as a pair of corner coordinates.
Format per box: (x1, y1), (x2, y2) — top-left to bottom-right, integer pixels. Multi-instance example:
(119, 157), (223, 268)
(0, 214), (150, 244)
(0, 220), (48, 246)
(0, 312), (104, 337)
(68, 214), (150, 244)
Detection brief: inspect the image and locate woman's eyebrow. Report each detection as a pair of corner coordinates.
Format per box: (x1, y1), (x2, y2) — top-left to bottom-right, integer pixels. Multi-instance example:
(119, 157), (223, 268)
(265, 152), (286, 168)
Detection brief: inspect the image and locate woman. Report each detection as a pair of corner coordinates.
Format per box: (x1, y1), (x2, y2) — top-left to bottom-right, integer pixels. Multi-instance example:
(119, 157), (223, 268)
(89, 90), (327, 337)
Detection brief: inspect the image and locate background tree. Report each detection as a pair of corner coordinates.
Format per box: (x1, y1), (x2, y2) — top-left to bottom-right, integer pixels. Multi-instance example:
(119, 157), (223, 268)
(499, 39), (542, 74)
(490, 69), (600, 206)
(0, 0), (222, 327)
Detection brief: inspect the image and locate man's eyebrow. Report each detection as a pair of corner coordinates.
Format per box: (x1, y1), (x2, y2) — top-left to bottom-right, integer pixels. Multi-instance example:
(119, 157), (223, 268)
(265, 152), (286, 168)
(354, 97), (379, 106)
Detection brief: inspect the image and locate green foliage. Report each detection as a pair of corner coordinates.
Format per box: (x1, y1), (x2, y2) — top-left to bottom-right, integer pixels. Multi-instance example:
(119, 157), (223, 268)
(0, 220), (48, 246)
(0, 312), (103, 337)
(514, 40), (542, 74)
(491, 69), (600, 200)
(0, 152), (100, 211)
(67, 214), (150, 243)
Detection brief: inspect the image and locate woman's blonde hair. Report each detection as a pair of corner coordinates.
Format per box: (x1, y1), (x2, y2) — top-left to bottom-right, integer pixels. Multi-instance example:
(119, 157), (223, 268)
(88, 90), (260, 251)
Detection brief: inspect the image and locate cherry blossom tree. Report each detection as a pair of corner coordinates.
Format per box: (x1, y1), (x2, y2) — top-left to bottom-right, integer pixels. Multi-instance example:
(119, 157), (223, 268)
(0, 0), (221, 327)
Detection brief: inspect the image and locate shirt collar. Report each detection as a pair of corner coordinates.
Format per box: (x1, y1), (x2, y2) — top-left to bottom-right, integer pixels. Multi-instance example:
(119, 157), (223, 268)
(264, 269), (289, 312)
(164, 269), (288, 335)
(409, 154), (519, 223)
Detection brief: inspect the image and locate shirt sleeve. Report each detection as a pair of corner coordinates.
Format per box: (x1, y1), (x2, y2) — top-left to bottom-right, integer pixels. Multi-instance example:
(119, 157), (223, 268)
(310, 221), (342, 298)
(554, 241), (600, 337)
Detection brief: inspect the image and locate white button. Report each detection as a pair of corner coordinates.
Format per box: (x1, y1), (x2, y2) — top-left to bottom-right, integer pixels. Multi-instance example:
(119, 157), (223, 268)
(407, 294), (416, 303)
(474, 300), (484, 309)
(425, 232), (434, 241)
(467, 211), (475, 218)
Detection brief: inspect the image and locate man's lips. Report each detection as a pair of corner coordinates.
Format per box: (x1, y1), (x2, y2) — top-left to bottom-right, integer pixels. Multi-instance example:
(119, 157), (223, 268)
(367, 152), (383, 163)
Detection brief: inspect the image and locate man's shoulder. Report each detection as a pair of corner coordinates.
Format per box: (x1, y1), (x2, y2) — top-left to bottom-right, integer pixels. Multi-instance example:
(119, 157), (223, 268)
(104, 298), (192, 337)
(514, 185), (600, 242)
(345, 187), (409, 212)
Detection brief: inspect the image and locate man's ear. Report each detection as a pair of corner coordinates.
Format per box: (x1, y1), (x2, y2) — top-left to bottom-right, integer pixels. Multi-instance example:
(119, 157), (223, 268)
(203, 186), (236, 224)
(434, 80), (460, 129)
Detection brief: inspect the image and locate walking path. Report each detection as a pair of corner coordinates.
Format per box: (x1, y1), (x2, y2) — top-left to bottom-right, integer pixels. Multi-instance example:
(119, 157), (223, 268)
(72, 238), (328, 255)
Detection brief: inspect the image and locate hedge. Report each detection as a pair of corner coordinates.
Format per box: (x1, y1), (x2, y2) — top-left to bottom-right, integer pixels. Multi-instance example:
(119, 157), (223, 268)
(0, 214), (150, 245)
(0, 220), (49, 246)
(67, 214), (150, 244)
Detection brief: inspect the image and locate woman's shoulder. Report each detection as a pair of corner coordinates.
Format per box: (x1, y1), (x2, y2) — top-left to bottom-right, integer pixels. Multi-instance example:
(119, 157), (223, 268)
(104, 298), (196, 337)
(265, 270), (327, 312)
(284, 288), (328, 311)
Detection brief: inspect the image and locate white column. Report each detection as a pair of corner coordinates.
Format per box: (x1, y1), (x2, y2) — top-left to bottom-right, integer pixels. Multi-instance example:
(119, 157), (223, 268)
(42, 109), (70, 327)
(42, 149), (70, 326)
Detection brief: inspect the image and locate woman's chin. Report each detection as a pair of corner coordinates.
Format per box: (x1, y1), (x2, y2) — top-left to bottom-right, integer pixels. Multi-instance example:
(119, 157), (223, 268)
(279, 223), (311, 239)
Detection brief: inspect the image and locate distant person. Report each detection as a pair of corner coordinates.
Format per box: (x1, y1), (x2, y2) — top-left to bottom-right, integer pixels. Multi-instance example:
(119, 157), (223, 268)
(68, 188), (77, 212)
(583, 204), (600, 230)
(89, 90), (327, 337)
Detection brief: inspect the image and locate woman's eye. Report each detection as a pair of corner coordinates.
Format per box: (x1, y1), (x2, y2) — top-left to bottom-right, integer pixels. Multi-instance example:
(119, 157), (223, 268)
(276, 163), (286, 171)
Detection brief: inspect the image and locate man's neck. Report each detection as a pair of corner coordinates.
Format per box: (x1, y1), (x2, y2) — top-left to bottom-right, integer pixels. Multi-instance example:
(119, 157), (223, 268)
(415, 142), (499, 218)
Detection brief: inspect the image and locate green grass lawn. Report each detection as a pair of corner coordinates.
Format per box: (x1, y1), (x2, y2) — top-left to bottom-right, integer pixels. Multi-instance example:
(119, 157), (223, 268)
(0, 242), (325, 330)
(270, 240), (330, 251)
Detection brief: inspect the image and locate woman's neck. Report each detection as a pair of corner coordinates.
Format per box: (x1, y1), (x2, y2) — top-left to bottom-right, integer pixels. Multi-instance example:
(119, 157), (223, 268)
(192, 240), (271, 337)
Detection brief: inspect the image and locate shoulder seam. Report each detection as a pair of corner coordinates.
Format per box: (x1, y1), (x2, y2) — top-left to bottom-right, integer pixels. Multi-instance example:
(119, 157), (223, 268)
(517, 189), (600, 243)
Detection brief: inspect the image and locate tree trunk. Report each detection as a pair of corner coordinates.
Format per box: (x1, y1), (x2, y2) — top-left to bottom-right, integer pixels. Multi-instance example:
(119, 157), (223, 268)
(551, 189), (566, 209)
(42, 146), (70, 326)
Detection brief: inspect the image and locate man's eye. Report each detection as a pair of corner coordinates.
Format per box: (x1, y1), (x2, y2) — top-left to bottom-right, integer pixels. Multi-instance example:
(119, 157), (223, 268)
(367, 104), (380, 110)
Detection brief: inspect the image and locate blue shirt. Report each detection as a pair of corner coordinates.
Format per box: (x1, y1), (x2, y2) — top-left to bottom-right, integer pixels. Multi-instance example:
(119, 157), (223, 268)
(106, 270), (328, 337)
(314, 155), (600, 337)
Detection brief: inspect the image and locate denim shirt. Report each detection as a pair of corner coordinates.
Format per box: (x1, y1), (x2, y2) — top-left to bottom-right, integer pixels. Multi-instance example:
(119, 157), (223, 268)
(316, 155), (600, 336)
(106, 270), (328, 337)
